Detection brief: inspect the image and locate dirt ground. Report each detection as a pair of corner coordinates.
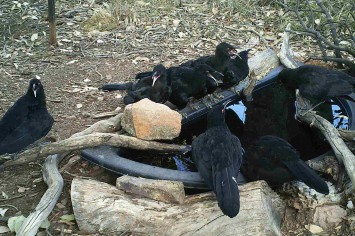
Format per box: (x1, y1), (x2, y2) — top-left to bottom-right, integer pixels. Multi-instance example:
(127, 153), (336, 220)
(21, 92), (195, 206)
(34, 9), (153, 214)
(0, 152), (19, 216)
(0, 0), (354, 235)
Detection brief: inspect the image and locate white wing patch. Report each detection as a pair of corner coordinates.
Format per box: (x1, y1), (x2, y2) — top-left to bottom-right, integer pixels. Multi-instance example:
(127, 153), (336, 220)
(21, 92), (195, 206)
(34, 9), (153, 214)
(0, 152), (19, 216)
(232, 176), (238, 184)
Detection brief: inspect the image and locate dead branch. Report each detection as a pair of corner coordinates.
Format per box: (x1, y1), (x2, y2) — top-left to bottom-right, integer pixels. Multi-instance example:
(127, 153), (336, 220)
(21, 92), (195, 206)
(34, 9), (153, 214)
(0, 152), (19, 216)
(295, 90), (355, 189)
(16, 154), (65, 236)
(242, 70), (257, 101)
(279, 23), (302, 69)
(71, 113), (122, 138)
(275, 0), (355, 69)
(1, 133), (189, 167)
(338, 129), (355, 142)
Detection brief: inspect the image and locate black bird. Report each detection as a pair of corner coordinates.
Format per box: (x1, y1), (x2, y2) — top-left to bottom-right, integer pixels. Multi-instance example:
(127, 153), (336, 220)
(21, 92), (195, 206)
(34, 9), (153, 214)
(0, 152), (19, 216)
(133, 42), (235, 82)
(192, 102), (243, 218)
(278, 65), (355, 108)
(168, 64), (221, 109)
(242, 135), (329, 194)
(181, 42), (238, 75)
(222, 49), (251, 88)
(124, 64), (171, 105)
(0, 78), (54, 156)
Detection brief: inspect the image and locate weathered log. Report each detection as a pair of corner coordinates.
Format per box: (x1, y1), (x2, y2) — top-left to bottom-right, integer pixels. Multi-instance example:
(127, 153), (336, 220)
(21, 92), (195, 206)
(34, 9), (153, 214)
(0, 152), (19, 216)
(295, 91), (355, 189)
(16, 154), (64, 236)
(1, 133), (189, 168)
(278, 23), (302, 69)
(71, 177), (285, 236)
(248, 48), (280, 78)
(71, 113), (122, 138)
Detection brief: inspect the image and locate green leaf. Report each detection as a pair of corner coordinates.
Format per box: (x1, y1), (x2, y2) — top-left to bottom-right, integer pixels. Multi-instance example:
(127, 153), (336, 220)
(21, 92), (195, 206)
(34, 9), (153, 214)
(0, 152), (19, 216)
(40, 218), (50, 229)
(8, 215), (26, 233)
(60, 214), (75, 222)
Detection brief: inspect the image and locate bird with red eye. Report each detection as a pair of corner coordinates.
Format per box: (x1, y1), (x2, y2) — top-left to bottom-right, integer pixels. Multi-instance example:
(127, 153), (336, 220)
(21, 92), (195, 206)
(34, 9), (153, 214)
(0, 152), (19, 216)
(0, 78), (54, 158)
(191, 100), (243, 218)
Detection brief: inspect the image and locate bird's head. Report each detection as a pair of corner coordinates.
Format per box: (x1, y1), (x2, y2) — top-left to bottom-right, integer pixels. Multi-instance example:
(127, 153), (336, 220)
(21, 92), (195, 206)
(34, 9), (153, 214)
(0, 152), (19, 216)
(216, 42), (239, 59)
(28, 77), (44, 98)
(207, 99), (234, 128)
(151, 64), (167, 87)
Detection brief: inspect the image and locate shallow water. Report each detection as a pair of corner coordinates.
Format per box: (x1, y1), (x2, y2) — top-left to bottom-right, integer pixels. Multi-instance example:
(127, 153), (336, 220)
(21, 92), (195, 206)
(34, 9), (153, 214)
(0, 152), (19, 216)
(118, 82), (350, 171)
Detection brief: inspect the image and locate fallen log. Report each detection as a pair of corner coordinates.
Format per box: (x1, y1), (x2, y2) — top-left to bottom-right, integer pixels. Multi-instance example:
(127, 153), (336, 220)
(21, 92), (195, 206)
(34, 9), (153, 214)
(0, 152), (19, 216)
(248, 48), (280, 78)
(16, 154), (64, 236)
(1, 133), (190, 168)
(71, 177), (285, 236)
(295, 91), (355, 189)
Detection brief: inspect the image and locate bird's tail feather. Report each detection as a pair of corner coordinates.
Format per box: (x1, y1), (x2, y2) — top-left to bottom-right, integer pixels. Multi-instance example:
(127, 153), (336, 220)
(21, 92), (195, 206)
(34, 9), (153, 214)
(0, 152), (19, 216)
(100, 82), (133, 91)
(135, 71), (153, 80)
(283, 159), (329, 194)
(214, 165), (240, 218)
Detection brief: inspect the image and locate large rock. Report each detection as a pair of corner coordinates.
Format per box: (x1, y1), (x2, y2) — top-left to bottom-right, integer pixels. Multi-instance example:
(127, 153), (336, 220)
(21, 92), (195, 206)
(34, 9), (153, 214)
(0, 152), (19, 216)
(313, 205), (347, 229)
(121, 99), (182, 140)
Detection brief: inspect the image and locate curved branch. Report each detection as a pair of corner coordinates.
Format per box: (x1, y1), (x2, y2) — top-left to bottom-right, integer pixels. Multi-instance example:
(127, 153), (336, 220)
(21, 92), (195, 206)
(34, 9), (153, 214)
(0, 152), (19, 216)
(0, 133), (190, 167)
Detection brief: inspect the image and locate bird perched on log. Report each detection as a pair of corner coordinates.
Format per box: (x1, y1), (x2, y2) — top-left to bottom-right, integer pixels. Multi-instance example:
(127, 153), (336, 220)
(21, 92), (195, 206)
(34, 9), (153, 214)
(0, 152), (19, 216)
(277, 65), (355, 109)
(0, 78), (54, 156)
(100, 64), (171, 105)
(241, 135), (329, 194)
(124, 64), (171, 105)
(168, 64), (221, 109)
(192, 101), (243, 218)
(181, 42), (238, 76)
(222, 49), (251, 88)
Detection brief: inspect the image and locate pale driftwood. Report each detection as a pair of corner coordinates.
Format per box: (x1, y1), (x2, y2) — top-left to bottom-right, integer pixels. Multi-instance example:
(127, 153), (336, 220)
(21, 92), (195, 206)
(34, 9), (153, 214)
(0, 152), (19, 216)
(306, 150), (340, 179)
(278, 23), (302, 69)
(242, 70), (257, 101)
(248, 48), (280, 78)
(295, 91), (355, 189)
(16, 154), (64, 236)
(338, 129), (355, 142)
(1, 133), (189, 168)
(71, 113), (122, 138)
(116, 176), (185, 204)
(71, 178), (285, 236)
(92, 111), (120, 119)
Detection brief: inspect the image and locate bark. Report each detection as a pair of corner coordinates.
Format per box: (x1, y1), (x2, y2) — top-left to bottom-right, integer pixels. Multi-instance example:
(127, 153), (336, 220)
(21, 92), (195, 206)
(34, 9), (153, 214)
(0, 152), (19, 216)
(71, 177), (285, 236)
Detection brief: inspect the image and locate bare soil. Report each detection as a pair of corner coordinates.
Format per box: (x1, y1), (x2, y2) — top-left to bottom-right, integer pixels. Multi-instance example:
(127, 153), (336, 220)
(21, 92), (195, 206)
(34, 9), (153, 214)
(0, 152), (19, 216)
(0, 0), (353, 235)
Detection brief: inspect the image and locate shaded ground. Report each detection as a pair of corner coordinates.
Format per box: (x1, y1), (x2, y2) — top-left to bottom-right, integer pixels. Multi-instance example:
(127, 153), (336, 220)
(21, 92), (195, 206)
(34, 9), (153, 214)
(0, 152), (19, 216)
(0, 0), (354, 235)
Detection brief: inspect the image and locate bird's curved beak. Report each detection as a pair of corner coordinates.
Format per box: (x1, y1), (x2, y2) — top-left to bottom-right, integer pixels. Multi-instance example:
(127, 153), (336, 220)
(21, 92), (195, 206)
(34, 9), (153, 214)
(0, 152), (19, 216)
(207, 72), (222, 85)
(229, 46), (241, 59)
(152, 72), (160, 87)
(32, 84), (38, 98)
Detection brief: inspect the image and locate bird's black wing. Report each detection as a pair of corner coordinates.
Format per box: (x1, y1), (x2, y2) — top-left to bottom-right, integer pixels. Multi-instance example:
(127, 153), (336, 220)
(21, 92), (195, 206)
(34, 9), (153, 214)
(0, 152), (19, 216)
(100, 82), (133, 91)
(211, 133), (241, 218)
(300, 77), (352, 99)
(0, 96), (30, 142)
(282, 158), (329, 194)
(0, 109), (53, 154)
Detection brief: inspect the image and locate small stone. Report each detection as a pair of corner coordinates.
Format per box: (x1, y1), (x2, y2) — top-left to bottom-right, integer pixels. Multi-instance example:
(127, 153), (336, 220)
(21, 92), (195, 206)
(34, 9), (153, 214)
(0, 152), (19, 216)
(115, 94), (122, 99)
(97, 97), (104, 102)
(305, 224), (324, 234)
(313, 205), (347, 229)
(347, 200), (353, 209)
(114, 106), (122, 112)
(17, 187), (26, 193)
(84, 78), (91, 83)
(76, 104), (83, 109)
